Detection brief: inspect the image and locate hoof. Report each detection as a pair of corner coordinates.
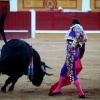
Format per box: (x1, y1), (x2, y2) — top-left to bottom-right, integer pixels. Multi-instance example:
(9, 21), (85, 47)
(8, 87), (14, 92)
(8, 88), (13, 91)
(48, 91), (61, 96)
(1, 87), (6, 93)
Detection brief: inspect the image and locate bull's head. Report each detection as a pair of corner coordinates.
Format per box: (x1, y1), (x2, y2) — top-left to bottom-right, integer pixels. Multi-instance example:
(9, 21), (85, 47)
(28, 49), (53, 86)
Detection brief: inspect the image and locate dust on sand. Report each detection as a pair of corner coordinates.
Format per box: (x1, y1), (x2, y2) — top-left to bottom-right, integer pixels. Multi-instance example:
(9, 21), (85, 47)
(0, 37), (100, 100)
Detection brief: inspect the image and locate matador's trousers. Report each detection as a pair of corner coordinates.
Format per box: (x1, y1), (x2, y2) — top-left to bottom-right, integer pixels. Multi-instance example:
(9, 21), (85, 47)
(60, 41), (79, 83)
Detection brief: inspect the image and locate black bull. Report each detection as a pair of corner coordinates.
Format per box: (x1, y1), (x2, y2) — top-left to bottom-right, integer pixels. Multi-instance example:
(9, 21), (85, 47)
(0, 7), (53, 92)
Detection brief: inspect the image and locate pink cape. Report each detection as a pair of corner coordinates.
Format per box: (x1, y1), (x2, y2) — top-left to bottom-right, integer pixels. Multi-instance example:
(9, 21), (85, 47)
(49, 58), (82, 92)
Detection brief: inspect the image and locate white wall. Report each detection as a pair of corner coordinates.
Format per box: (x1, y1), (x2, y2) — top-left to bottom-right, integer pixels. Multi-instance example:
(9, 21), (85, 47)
(30, 10), (36, 38)
(82, 0), (91, 12)
(9, 0), (18, 11)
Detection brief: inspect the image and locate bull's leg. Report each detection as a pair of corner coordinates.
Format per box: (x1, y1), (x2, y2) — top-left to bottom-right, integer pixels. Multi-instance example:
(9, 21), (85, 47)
(1, 76), (13, 92)
(8, 73), (23, 91)
(0, 67), (2, 74)
(0, 62), (2, 74)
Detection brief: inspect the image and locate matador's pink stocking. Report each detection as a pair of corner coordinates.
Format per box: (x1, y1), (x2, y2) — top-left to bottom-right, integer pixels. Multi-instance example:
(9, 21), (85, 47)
(74, 79), (84, 96)
(53, 76), (66, 92)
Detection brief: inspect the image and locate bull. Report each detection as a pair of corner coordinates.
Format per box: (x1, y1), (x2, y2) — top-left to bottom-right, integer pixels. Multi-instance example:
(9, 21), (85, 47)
(0, 7), (53, 92)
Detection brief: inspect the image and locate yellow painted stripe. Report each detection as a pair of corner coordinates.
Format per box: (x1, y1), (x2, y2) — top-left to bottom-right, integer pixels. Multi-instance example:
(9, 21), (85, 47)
(36, 33), (100, 38)
(0, 0), (9, 1)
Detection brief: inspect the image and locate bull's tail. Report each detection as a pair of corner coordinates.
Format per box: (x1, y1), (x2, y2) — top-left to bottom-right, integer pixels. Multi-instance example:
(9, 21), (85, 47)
(0, 6), (7, 43)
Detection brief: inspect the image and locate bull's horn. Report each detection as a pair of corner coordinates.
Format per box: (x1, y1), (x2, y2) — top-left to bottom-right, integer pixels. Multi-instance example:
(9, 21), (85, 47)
(41, 65), (53, 76)
(45, 65), (52, 69)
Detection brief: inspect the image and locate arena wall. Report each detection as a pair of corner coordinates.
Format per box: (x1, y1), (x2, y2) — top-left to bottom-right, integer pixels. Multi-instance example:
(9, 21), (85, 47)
(36, 12), (100, 30)
(0, 0), (9, 11)
(0, 11), (31, 39)
(17, 0), (100, 12)
(0, 1), (100, 39)
(1, 0), (100, 12)
(0, 11), (100, 39)
(35, 11), (100, 38)
(18, 0), (82, 11)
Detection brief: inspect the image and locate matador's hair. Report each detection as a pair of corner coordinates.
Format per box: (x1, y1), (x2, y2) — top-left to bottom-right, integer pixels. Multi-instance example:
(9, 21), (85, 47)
(71, 19), (80, 25)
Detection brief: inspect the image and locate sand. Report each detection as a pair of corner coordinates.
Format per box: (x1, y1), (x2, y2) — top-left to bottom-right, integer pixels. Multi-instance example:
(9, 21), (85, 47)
(0, 37), (100, 100)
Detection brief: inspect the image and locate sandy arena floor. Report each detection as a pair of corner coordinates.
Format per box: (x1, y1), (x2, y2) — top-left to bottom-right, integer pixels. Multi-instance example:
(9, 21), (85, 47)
(0, 37), (100, 100)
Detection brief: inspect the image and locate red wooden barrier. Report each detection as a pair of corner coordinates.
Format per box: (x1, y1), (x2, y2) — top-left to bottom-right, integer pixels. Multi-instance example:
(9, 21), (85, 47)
(36, 12), (100, 30)
(0, 11), (31, 39)
(0, 1), (9, 11)
(0, 11), (100, 39)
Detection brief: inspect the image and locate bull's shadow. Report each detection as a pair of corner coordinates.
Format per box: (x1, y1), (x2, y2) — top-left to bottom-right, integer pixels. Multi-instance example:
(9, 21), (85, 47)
(0, 7), (53, 92)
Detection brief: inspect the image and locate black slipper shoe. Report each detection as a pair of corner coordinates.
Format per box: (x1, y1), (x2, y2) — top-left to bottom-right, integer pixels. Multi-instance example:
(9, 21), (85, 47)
(79, 95), (85, 98)
(48, 91), (61, 96)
